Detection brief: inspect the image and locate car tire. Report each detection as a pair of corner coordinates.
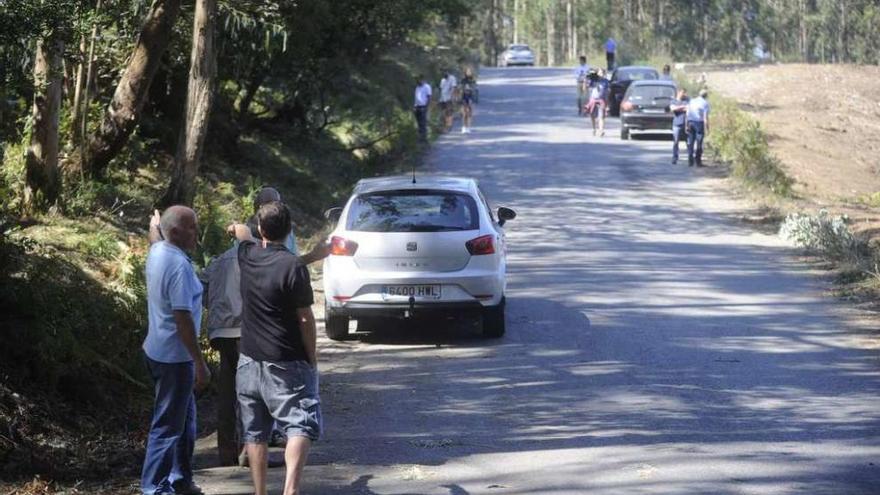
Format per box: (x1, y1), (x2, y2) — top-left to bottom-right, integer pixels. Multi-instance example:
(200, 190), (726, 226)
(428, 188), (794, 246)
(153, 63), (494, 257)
(324, 302), (350, 341)
(621, 127), (630, 140)
(482, 297), (506, 338)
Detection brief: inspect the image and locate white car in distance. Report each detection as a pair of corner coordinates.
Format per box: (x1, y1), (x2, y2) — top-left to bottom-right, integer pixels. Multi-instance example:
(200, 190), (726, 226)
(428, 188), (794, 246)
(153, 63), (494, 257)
(322, 175), (516, 340)
(500, 44), (536, 67)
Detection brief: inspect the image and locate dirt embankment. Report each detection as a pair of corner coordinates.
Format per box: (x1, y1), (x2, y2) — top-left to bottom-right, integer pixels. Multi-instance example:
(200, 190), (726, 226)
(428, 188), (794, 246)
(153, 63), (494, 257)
(695, 63), (880, 204)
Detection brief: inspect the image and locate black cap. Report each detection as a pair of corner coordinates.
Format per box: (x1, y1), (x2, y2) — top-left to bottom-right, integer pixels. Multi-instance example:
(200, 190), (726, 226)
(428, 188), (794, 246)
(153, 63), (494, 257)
(254, 187), (282, 210)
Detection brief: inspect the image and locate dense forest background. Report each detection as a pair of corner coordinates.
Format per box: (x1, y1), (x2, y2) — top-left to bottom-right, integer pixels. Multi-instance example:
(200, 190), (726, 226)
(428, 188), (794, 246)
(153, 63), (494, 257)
(466, 0), (880, 67)
(0, 0), (878, 485)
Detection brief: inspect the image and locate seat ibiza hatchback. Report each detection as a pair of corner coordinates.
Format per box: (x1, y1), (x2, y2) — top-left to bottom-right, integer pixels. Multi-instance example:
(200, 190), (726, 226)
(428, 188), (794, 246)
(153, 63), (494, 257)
(322, 175), (515, 340)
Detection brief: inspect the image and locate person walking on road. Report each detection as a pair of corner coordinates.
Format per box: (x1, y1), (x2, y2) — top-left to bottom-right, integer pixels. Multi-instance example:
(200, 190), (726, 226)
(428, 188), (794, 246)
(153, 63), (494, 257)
(585, 69), (609, 137)
(574, 55), (590, 115)
(439, 70), (458, 132)
(142, 206), (209, 495)
(459, 67), (477, 134)
(413, 75), (432, 143)
(686, 88), (711, 167)
(669, 88), (690, 165)
(227, 201), (321, 495)
(605, 37), (617, 70)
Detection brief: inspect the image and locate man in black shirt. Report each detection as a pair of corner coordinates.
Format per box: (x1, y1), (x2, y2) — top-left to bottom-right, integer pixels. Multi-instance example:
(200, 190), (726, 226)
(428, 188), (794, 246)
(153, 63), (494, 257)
(227, 201), (319, 495)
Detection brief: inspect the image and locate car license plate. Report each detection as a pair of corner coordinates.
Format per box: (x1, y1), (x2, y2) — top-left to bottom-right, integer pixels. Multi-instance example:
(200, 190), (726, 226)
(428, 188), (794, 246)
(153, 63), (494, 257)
(643, 108), (665, 113)
(382, 285), (441, 299)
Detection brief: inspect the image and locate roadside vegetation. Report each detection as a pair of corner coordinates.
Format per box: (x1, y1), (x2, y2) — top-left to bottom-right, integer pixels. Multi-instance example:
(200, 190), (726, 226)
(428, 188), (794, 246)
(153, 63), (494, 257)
(0, 0), (472, 487)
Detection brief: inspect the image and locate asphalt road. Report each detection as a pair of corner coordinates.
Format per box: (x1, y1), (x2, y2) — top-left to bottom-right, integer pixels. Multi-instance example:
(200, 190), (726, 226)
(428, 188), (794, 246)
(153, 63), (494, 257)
(198, 67), (880, 494)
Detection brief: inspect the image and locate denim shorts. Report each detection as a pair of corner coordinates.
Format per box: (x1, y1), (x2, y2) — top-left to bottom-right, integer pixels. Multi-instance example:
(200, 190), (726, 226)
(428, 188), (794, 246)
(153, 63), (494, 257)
(236, 354), (322, 443)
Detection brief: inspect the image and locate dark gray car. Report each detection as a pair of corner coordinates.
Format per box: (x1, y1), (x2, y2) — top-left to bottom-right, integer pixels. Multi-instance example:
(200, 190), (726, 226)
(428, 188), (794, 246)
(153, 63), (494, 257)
(619, 80), (677, 140)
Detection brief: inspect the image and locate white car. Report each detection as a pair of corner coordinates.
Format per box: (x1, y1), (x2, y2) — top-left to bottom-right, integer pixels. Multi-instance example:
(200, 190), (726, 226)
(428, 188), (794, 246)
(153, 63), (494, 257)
(322, 175), (516, 340)
(500, 44), (535, 67)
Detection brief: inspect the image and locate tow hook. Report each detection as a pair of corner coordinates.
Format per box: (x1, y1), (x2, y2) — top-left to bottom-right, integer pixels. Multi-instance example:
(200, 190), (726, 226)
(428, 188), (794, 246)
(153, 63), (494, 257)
(405, 296), (416, 318)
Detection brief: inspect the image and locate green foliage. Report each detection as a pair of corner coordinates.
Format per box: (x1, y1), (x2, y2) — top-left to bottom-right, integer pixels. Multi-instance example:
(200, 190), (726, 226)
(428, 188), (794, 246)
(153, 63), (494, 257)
(779, 209), (867, 263)
(0, 142), (27, 214)
(706, 96), (794, 196)
(192, 179), (254, 266)
(0, 233), (147, 401)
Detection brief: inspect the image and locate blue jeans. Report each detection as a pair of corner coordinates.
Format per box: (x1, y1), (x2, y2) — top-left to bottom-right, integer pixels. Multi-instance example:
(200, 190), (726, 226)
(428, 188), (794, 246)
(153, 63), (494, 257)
(141, 355), (196, 495)
(686, 120), (705, 165)
(672, 124), (684, 162)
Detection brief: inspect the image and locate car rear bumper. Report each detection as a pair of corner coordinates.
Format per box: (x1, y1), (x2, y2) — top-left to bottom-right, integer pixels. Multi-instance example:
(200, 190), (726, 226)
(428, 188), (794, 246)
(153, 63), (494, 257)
(328, 300), (485, 319)
(621, 113), (673, 130)
(324, 258), (506, 312)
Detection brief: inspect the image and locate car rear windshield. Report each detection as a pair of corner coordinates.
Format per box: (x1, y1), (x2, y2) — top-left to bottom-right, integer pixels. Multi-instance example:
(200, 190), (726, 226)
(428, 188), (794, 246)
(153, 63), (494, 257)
(510, 45), (531, 51)
(347, 190), (480, 232)
(628, 85), (676, 102)
(618, 69), (658, 81)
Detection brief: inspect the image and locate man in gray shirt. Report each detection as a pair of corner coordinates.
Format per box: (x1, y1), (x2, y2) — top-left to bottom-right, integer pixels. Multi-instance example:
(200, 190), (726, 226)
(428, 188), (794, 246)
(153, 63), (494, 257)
(201, 187), (328, 466)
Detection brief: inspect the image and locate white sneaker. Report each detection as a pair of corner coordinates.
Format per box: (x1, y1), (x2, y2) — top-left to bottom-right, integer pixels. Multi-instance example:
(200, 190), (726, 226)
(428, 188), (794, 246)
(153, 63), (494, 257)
(461, 127), (467, 134)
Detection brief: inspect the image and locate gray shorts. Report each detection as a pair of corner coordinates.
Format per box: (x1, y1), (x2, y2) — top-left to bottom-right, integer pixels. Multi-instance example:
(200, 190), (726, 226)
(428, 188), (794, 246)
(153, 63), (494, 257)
(236, 354), (322, 443)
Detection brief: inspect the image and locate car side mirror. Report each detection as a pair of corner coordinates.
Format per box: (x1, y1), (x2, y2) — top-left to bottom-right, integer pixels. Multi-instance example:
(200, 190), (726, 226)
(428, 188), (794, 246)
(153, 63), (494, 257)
(324, 207), (343, 223)
(497, 207), (516, 226)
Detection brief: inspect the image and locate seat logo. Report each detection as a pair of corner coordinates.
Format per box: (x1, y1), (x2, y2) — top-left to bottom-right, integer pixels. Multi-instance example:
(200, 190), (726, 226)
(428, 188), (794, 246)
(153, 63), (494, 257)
(406, 242), (418, 252)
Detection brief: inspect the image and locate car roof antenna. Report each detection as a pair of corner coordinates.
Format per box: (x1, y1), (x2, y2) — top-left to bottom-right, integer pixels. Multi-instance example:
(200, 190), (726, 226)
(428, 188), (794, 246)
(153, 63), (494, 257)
(412, 163), (417, 184)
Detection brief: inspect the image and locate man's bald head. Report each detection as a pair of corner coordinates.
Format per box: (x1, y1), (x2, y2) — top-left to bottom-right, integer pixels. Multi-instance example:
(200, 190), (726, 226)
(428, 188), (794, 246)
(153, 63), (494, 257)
(161, 205), (198, 252)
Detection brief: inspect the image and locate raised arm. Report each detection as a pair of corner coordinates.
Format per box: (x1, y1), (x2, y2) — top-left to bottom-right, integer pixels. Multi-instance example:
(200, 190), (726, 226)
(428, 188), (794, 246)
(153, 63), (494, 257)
(226, 222), (255, 243)
(148, 209), (163, 245)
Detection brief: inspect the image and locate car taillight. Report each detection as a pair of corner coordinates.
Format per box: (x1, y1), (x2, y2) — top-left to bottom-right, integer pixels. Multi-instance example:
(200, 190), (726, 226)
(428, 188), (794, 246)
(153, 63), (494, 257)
(330, 236), (358, 256)
(466, 234), (495, 255)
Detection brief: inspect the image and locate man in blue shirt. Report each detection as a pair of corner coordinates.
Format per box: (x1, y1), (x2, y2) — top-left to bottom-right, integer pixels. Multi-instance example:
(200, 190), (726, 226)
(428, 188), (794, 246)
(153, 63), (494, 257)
(605, 37), (617, 70)
(686, 88), (711, 167)
(142, 205), (210, 495)
(670, 88), (690, 165)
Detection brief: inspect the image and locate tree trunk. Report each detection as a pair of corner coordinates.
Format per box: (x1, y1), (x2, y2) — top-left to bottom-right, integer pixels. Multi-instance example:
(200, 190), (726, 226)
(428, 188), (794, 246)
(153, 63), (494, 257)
(799, 0), (808, 62)
(566, 0), (573, 61)
(74, 0), (102, 154)
(24, 36), (64, 211)
(162, 0), (217, 207)
(837, 0), (847, 62)
(70, 33), (87, 147)
(572, 0), (578, 59)
(74, 0), (182, 177)
(545, 2), (556, 66)
(513, 0), (519, 44)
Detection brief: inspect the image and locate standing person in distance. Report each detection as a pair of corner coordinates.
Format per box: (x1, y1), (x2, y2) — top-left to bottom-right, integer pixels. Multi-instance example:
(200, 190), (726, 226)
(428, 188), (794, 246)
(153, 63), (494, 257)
(459, 67), (477, 134)
(439, 70), (458, 133)
(228, 201), (321, 495)
(413, 75), (432, 143)
(605, 37), (617, 70)
(669, 88), (690, 165)
(574, 55), (590, 116)
(686, 88), (711, 167)
(660, 64), (674, 80)
(142, 206), (209, 495)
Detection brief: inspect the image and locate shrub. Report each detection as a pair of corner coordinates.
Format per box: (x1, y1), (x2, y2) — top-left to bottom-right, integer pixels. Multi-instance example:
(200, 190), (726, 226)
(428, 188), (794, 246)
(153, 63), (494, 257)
(709, 97), (794, 196)
(779, 209), (866, 262)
